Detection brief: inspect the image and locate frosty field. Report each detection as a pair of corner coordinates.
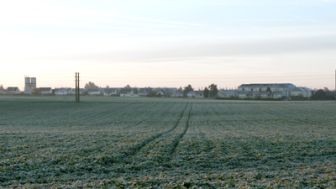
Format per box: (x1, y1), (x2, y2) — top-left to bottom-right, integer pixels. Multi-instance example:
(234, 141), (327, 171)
(0, 96), (335, 188)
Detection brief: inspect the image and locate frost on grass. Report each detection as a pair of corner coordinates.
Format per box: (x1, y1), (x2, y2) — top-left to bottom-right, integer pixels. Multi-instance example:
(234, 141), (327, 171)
(0, 97), (335, 188)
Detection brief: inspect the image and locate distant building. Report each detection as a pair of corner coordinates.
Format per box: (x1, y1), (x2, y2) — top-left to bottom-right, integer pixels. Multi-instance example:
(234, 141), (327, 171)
(218, 90), (238, 98)
(291, 87), (312, 98)
(6, 87), (21, 95)
(172, 91), (183, 98)
(120, 90), (139, 97)
(137, 88), (150, 97)
(102, 88), (119, 96)
(186, 91), (203, 98)
(156, 90), (165, 96)
(24, 77), (37, 95)
(238, 83), (296, 99)
(219, 83), (312, 100)
(151, 87), (179, 97)
(35, 87), (53, 95)
(0, 86), (5, 95)
(87, 89), (102, 96)
(54, 88), (73, 96)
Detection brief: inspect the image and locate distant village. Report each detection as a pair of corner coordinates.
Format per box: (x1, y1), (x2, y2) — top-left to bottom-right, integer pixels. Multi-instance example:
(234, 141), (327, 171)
(0, 76), (334, 100)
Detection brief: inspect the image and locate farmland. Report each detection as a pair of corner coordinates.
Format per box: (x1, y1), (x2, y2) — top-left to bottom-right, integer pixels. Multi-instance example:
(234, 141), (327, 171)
(0, 96), (335, 188)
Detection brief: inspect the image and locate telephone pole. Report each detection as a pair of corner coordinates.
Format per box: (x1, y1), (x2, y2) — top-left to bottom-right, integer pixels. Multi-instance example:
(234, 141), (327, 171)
(75, 72), (80, 103)
(335, 69), (336, 101)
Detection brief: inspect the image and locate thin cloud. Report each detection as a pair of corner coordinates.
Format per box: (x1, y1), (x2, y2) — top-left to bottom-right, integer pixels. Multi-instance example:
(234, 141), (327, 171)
(42, 35), (336, 63)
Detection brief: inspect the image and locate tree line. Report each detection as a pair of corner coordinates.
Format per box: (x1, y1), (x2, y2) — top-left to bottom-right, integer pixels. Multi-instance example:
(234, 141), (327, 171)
(178, 83), (218, 98)
(311, 88), (336, 100)
(2, 82), (335, 100)
(83, 82), (219, 98)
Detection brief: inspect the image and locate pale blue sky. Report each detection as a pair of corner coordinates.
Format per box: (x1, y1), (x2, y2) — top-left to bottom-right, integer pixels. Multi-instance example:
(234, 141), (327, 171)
(0, 0), (336, 89)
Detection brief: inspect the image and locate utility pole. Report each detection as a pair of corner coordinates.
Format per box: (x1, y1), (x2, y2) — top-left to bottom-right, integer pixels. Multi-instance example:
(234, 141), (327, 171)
(75, 73), (78, 103)
(335, 69), (336, 101)
(75, 72), (80, 103)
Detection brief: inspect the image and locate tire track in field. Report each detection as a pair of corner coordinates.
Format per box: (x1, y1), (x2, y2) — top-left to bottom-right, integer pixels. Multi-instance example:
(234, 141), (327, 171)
(195, 127), (218, 169)
(115, 102), (176, 137)
(156, 104), (193, 163)
(168, 103), (217, 168)
(118, 103), (189, 162)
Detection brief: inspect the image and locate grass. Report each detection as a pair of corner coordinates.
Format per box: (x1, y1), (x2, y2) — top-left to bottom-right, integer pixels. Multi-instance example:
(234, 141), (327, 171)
(0, 96), (335, 188)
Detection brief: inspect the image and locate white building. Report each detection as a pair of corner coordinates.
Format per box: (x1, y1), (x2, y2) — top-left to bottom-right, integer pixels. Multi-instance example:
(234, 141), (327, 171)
(291, 87), (312, 98)
(218, 90), (238, 98)
(120, 90), (139, 97)
(103, 88), (119, 96)
(219, 83), (312, 100)
(186, 91), (203, 98)
(238, 83), (296, 99)
(6, 87), (21, 95)
(54, 88), (73, 96)
(87, 89), (102, 96)
(0, 86), (5, 95)
(172, 91), (183, 98)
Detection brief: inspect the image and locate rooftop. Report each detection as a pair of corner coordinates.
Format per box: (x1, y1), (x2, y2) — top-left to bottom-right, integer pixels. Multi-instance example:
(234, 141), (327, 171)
(239, 83), (296, 88)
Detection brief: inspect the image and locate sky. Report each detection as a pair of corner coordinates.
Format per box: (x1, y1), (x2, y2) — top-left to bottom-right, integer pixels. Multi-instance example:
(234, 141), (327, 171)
(0, 0), (336, 90)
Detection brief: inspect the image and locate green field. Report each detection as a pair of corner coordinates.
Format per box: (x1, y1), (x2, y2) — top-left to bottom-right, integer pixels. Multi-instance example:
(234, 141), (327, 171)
(0, 96), (335, 188)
